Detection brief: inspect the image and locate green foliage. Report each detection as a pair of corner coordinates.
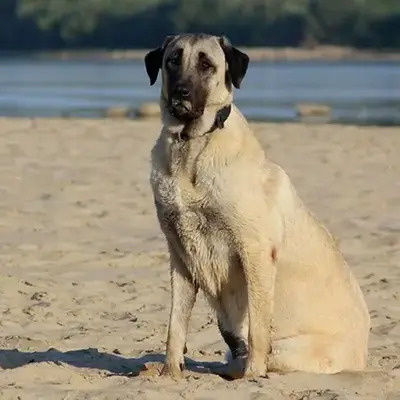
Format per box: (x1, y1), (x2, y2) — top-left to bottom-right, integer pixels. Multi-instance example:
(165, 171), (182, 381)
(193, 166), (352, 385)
(0, 0), (399, 49)
(18, 0), (165, 38)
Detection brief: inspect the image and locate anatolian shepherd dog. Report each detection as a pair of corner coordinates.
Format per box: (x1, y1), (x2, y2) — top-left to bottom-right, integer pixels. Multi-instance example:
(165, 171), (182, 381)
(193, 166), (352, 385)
(145, 33), (370, 379)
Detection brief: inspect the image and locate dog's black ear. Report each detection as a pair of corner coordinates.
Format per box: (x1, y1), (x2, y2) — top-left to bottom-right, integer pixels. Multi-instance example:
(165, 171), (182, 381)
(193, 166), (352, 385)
(144, 36), (175, 86)
(144, 47), (163, 86)
(219, 36), (249, 89)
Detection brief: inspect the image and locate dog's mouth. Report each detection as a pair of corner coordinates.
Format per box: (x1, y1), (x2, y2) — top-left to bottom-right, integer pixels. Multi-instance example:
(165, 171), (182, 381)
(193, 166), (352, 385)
(168, 100), (203, 122)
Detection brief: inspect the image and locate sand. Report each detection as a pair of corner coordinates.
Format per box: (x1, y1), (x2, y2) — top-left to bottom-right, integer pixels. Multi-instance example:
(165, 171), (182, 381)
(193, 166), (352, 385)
(0, 118), (398, 399)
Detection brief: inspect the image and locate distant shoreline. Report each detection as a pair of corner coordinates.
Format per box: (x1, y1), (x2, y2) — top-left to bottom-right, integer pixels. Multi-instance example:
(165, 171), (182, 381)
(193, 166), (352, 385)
(2, 45), (400, 62)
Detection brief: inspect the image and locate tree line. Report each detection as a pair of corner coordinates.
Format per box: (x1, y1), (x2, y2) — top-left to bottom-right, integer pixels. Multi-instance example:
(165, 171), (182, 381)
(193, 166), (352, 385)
(1, 0), (400, 51)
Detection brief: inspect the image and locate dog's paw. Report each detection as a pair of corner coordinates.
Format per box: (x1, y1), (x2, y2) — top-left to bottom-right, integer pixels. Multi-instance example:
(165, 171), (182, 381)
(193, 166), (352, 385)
(137, 362), (163, 377)
(160, 362), (184, 380)
(213, 357), (246, 380)
(244, 359), (268, 380)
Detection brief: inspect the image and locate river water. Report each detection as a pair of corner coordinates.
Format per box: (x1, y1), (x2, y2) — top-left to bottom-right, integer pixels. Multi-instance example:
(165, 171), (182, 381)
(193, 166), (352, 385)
(1, 58), (399, 125)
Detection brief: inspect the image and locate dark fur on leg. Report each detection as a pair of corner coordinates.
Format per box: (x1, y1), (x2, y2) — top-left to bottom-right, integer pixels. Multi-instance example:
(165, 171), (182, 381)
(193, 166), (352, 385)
(218, 319), (248, 359)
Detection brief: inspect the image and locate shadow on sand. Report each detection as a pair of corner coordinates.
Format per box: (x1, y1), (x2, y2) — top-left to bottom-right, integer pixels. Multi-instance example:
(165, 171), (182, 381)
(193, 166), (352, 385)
(0, 348), (228, 378)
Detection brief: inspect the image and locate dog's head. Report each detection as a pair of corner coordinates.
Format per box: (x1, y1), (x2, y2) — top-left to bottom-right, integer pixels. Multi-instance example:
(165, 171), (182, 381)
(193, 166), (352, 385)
(144, 34), (249, 122)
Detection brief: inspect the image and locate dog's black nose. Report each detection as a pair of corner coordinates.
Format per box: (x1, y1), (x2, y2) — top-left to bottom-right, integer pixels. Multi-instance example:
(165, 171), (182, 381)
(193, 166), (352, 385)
(174, 85), (190, 98)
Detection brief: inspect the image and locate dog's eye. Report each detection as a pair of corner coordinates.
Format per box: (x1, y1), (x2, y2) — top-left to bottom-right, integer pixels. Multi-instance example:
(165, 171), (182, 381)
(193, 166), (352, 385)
(201, 61), (212, 70)
(168, 57), (180, 67)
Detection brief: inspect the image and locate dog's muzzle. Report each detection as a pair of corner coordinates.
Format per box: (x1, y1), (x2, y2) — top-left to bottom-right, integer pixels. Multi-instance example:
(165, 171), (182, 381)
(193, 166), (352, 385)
(169, 84), (203, 121)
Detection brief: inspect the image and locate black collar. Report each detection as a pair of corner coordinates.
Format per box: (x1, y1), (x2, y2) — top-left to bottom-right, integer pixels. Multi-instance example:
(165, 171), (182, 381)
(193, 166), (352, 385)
(207, 104), (232, 133)
(178, 104), (231, 141)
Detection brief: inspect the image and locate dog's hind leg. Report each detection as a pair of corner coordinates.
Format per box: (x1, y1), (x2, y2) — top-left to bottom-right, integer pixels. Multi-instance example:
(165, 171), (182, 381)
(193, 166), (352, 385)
(268, 334), (368, 373)
(217, 317), (247, 360)
(215, 284), (249, 362)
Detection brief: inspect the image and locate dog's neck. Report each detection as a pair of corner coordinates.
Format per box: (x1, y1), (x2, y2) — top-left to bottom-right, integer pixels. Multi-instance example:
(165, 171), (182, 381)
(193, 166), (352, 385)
(161, 98), (232, 142)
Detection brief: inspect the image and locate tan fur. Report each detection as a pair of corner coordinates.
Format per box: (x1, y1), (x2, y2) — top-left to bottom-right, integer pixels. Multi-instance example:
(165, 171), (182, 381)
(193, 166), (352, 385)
(148, 34), (370, 379)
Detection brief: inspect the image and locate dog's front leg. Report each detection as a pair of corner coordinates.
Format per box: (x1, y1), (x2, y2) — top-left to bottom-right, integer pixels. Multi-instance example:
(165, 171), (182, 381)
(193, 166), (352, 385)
(241, 244), (276, 378)
(161, 244), (197, 379)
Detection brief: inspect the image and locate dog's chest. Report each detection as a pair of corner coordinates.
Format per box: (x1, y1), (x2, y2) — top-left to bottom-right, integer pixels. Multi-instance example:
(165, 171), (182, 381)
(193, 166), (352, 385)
(152, 142), (235, 296)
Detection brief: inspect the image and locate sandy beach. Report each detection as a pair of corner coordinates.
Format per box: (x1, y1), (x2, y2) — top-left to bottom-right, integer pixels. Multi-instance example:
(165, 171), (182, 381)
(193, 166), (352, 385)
(0, 118), (398, 399)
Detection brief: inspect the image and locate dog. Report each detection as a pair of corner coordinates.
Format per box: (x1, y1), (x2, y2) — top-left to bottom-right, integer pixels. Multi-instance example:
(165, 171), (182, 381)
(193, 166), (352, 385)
(145, 33), (370, 379)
